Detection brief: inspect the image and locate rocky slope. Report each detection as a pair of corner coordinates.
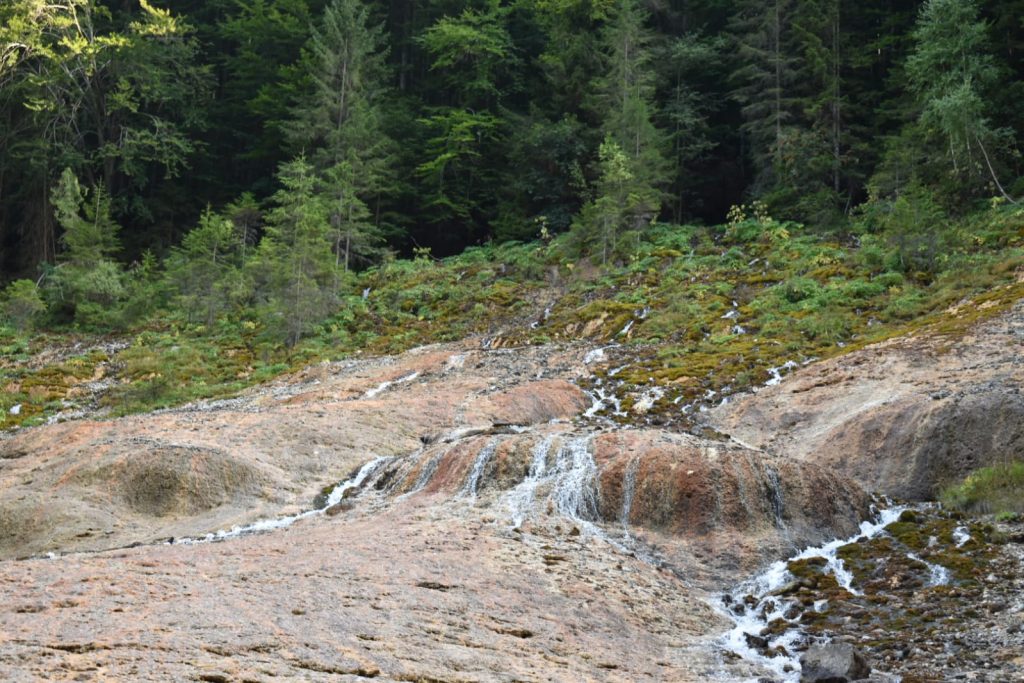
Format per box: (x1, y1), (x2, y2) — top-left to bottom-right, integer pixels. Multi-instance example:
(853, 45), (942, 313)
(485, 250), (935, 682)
(709, 298), (1024, 500)
(0, 336), (872, 682)
(0, 300), (1022, 681)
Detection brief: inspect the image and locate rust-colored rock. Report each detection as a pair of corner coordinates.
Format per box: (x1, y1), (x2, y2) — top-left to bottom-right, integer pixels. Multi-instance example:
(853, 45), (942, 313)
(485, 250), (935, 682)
(711, 300), (1024, 499)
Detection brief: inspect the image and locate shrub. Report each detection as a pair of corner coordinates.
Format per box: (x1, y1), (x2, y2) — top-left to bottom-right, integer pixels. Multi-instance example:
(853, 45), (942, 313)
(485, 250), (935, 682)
(941, 462), (1024, 516)
(1, 280), (46, 331)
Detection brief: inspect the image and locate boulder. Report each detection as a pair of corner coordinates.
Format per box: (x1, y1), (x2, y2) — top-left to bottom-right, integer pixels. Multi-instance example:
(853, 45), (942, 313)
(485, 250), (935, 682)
(800, 642), (871, 682)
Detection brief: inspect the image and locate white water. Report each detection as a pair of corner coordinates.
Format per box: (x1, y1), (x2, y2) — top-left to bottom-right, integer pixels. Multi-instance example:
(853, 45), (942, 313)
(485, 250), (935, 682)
(719, 505), (907, 681)
(953, 526), (971, 547)
(632, 386), (664, 413)
(618, 320), (635, 337)
(498, 435), (604, 534)
(620, 457), (640, 529)
(908, 552), (951, 587)
(177, 456), (392, 545)
(584, 345), (619, 365)
(460, 439), (500, 500)
(504, 436), (556, 528)
(551, 437), (600, 522)
(364, 371), (420, 399)
(765, 361), (799, 387)
(584, 383), (625, 419)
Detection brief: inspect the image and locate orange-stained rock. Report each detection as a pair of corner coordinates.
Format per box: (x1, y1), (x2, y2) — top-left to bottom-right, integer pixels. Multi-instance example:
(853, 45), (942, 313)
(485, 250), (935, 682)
(710, 299), (1024, 499)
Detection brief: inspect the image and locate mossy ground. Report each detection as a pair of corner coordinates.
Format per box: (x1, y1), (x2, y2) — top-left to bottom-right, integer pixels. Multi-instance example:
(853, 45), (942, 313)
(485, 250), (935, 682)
(767, 506), (1015, 677)
(3, 208), (1024, 430)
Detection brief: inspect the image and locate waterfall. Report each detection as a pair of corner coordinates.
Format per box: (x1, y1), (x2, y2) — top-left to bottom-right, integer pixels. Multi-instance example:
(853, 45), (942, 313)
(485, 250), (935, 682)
(497, 434), (601, 529)
(552, 436), (600, 522)
(460, 438), (500, 500)
(504, 436), (556, 528)
(620, 456), (640, 529)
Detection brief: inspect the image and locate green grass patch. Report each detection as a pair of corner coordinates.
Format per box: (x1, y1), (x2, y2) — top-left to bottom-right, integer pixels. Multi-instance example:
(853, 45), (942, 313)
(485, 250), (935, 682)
(941, 462), (1024, 516)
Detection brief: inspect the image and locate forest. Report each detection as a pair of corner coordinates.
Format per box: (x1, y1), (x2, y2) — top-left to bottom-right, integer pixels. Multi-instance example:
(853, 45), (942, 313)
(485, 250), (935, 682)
(1, 0), (1023, 345)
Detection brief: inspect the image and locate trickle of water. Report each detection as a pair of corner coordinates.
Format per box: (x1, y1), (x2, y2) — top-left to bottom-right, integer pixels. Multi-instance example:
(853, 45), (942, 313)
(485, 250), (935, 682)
(364, 372), (420, 399)
(618, 319), (634, 337)
(763, 465), (786, 530)
(406, 451), (445, 496)
(178, 456), (392, 545)
(953, 526), (971, 547)
(460, 438), (500, 500)
(765, 361), (799, 387)
(324, 456), (394, 507)
(908, 552), (951, 587)
(620, 457), (641, 529)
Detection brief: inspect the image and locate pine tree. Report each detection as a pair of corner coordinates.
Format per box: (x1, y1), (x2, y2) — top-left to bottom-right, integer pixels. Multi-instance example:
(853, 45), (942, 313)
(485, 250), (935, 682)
(595, 0), (669, 199)
(287, 0), (394, 270)
(255, 156), (338, 347)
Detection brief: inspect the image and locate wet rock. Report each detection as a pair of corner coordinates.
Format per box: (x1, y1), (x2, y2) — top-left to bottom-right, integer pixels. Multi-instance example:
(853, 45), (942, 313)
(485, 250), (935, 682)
(799, 642), (871, 682)
(745, 632), (769, 649)
(711, 300), (1024, 500)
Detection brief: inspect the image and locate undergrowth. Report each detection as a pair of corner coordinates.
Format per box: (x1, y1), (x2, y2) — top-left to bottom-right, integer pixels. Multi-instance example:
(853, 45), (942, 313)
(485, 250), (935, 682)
(3, 205), (1024, 430)
(941, 462), (1024, 517)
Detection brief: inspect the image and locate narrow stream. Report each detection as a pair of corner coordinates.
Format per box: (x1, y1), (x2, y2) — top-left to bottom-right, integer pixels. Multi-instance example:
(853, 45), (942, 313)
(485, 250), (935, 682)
(717, 505), (909, 681)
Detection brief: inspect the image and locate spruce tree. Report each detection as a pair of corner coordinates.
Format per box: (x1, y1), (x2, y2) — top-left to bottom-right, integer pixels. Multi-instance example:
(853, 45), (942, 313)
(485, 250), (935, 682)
(48, 168), (125, 328)
(167, 208), (241, 326)
(287, 0), (393, 270)
(255, 156), (337, 347)
(595, 0), (669, 199)
(730, 0), (798, 191)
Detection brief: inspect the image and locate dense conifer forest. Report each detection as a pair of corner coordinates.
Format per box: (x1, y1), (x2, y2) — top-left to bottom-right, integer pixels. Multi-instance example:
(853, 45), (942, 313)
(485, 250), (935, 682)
(2, 0), (1024, 422)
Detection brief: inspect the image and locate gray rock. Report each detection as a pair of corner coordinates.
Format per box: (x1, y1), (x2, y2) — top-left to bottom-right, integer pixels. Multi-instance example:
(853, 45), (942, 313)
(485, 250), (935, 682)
(800, 642), (872, 682)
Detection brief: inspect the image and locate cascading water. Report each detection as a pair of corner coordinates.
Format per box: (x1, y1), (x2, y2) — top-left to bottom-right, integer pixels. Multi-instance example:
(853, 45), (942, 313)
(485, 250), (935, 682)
(620, 456), (640, 530)
(460, 438), (500, 500)
(177, 456), (393, 545)
(495, 434), (605, 535)
(718, 505), (907, 681)
(551, 436), (601, 523)
(504, 435), (555, 528)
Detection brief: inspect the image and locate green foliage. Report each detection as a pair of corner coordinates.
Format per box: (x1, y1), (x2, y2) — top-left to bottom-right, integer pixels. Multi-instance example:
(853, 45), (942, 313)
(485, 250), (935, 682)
(941, 462), (1024, 516)
(905, 0), (1010, 196)
(47, 169), (126, 328)
(254, 156), (339, 346)
(167, 209), (242, 325)
(572, 136), (659, 263)
(1, 280), (46, 331)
